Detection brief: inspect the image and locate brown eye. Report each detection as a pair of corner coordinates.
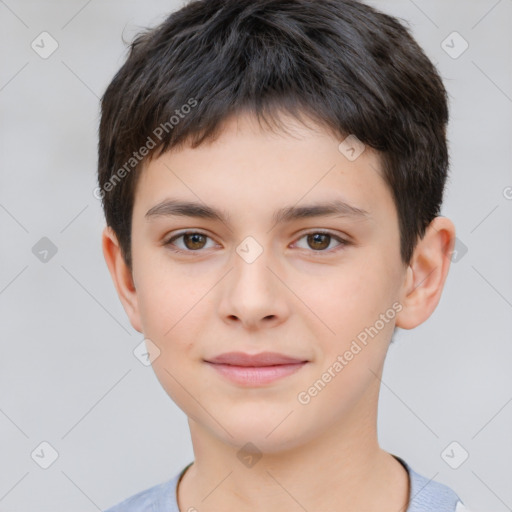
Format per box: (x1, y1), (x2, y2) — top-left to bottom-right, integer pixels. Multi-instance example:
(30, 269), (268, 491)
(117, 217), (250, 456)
(294, 231), (348, 254)
(307, 233), (331, 250)
(165, 230), (349, 256)
(165, 231), (215, 253)
(182, 233), (207, 250)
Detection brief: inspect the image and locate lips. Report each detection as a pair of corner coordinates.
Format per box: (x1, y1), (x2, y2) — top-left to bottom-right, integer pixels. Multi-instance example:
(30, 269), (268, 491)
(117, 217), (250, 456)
(205, 351), (307, 366)
(204, 351), (309, 386)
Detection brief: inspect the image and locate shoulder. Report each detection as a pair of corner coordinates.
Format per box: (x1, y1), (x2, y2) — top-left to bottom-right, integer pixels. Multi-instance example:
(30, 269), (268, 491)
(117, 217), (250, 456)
(393, 455), (468, 512)
(103, 471), (182, 512)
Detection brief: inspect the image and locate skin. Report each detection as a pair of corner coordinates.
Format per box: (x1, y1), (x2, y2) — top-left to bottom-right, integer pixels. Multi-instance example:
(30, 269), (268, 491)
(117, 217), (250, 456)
(102, 111), (456, 512)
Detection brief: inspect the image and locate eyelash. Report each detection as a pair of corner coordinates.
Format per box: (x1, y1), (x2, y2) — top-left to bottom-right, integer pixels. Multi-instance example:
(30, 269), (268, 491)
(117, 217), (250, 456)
(163, 230), (350, 256)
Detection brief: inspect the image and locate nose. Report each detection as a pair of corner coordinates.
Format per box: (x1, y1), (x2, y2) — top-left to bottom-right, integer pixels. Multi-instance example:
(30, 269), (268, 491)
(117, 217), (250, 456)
(216, 240), (290, 331)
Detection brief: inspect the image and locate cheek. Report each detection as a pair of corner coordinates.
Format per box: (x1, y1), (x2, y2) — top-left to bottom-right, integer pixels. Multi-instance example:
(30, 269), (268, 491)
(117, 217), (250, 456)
(302, 257), (396, 375)
(134, 252), (197, 332)
(135, 264), (214, 367)
(301, 261), (386, 331)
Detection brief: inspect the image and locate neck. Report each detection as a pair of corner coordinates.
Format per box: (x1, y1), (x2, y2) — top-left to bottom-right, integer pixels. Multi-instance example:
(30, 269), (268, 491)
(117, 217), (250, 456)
(177, 383), (410, 512)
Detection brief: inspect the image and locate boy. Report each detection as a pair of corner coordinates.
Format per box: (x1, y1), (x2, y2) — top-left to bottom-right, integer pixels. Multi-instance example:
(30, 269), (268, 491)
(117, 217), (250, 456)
(98, 0), (469, 510)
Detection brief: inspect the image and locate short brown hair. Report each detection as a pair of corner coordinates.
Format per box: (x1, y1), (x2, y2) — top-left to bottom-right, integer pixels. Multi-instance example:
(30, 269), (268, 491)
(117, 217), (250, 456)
(97, 0), (449, 272)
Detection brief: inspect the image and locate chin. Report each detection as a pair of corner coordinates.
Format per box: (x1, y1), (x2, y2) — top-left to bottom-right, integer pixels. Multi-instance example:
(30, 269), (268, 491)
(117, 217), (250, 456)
(212, 415), (314, 455)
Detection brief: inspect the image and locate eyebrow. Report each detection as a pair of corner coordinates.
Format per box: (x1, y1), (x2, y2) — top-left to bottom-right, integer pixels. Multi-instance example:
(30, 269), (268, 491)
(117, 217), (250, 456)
(145, 198), (370, 225)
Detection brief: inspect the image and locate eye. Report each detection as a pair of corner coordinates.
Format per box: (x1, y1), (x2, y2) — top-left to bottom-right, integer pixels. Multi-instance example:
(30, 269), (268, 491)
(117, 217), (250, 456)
(164, 230), (350, 255)
(164, 231), (217, 253)
(292, 231), (349, 254)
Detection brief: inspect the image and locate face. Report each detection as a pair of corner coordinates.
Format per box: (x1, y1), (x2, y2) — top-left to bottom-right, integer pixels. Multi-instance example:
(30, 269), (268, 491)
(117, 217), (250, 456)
(115, 112), (411, 452)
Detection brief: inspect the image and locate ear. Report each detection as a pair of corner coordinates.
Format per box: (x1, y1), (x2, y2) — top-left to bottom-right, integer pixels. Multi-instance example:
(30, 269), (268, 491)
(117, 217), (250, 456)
(395, 216), (456, 330)
(101, 226), (143, 333)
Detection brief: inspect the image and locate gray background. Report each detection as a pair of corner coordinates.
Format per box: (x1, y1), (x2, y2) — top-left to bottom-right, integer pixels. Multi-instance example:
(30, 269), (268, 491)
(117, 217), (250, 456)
(0, 1), (511, 511)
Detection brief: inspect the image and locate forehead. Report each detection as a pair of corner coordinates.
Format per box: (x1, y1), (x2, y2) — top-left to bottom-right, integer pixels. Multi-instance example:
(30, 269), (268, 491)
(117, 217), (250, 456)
(134, 112), (396, 228)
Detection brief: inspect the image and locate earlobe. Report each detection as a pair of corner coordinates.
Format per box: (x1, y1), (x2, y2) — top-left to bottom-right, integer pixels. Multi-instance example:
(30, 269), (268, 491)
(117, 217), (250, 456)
(101, 226), (143, 333)
(395, 217), (456, 330)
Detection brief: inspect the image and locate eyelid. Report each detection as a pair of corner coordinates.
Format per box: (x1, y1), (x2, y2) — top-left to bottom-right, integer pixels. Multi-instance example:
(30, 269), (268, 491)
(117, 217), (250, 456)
(164, 229), (350, 254)
(291, 229), (349, 254)
(164, 229), (218, 252)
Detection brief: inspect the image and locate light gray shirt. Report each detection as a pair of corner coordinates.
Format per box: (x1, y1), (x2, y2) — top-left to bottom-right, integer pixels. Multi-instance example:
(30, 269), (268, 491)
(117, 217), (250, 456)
(103, 455), (469, 511)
